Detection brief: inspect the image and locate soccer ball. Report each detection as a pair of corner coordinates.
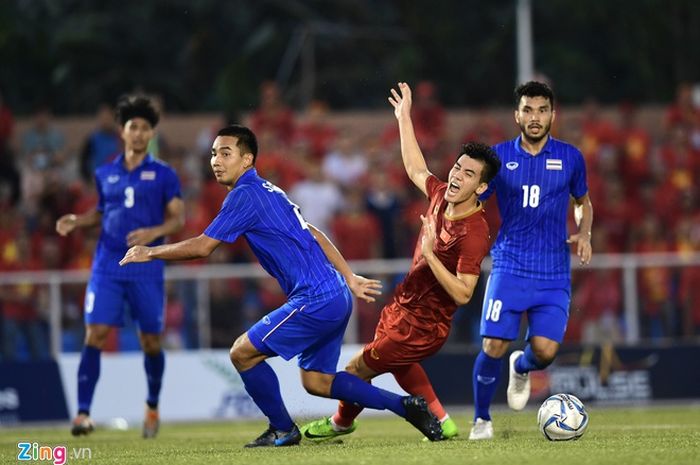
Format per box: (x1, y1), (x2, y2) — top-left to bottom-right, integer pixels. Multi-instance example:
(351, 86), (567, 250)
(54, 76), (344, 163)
(537, 393), (589, 441)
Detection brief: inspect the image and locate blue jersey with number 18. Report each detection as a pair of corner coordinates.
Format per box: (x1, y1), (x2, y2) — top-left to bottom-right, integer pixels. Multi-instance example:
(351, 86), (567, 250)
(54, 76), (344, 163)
(204, 168), (346, 304)
(482, 136), (588, 281)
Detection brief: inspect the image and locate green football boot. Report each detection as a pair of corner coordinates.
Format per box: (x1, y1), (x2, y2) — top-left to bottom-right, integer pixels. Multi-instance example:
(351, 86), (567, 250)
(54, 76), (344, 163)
(422, 416), (459, 441)
(300, 417), (358, 441)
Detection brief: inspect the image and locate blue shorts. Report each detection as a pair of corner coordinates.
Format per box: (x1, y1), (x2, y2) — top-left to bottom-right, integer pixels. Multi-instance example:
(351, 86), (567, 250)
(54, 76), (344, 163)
(84, 274), (165, 334)
(480, 272), (570, 343)
(248, 286), (352, 374)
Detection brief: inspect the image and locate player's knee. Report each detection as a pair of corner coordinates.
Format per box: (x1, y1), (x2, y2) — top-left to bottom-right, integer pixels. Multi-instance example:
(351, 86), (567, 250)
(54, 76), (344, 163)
(532, 346), (557, 367)
(140, 335), (161, 355)
(482, 338), (508, 358)
(229, 336), (251, 369)
(302, 376), (332, 397)
(84, 327), (109, 349)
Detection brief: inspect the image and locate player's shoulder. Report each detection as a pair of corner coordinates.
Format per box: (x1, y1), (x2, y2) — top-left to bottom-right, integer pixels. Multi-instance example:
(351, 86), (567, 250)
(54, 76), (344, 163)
(147, 156), (178, 174)
(548, 137), (583, 158)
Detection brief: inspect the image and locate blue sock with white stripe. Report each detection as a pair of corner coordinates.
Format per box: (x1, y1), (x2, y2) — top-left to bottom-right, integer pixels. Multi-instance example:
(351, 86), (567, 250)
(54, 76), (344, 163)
(238, 361), (295, 431)
(472, 351), (502, 421)
(515, 344), (549, 374)
(330, 371), (406, 416)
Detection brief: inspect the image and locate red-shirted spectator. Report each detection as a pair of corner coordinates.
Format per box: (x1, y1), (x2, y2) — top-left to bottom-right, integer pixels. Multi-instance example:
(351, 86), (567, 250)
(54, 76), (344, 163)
(250, 81), (295, 144)
(294, 100), (337, 160)
(331, 188), (381, 260)
(618, 103), (652, 196)
(632, 215), (674, 339)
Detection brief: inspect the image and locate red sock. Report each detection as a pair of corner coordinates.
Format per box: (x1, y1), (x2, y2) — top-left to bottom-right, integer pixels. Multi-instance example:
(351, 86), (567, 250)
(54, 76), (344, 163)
(392, 363), (447, 420)
(332, 401), (364, 428)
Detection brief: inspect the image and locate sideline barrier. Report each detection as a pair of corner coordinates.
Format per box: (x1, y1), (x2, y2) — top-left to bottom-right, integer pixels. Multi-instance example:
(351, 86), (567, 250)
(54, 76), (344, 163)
(423, 343), (700, 405)
(0, 360), (69, 424)
(57, 345), (404, 424)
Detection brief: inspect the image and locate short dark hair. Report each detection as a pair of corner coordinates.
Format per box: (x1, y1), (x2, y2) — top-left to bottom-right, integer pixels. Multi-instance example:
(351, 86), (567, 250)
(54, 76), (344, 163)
(116, 95), (159, 128)
(458, 142), (501, 184)
(216, 124), (259, 164)
(514, 81), (555, 108)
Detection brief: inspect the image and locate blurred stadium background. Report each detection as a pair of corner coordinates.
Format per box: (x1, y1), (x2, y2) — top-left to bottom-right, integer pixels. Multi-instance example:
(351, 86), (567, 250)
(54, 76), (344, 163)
(1, 0), (700, 427)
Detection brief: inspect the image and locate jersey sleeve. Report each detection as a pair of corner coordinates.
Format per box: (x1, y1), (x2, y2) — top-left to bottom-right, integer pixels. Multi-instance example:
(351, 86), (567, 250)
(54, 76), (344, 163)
(204, 188), (257, 243)
(425, 174), (445, 199)
(456, 224), (490, 275)
(569, 149), (588, 199)
(162, 167), (182, 204)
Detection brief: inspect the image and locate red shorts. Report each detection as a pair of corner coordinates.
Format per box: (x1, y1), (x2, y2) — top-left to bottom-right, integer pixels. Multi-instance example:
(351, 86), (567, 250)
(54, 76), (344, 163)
(362, 302), (448, 373)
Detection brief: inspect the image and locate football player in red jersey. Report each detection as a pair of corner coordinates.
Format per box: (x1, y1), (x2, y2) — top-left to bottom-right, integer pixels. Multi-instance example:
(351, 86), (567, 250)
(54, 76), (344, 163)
(301, 82), (501, 441)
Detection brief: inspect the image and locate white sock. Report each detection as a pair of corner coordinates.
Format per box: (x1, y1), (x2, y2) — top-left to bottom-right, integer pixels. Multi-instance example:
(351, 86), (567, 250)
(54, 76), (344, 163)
(329, 417), (351, 432)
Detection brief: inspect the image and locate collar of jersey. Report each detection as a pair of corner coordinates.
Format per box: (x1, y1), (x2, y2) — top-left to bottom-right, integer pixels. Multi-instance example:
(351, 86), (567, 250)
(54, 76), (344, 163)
(444, 200), (483, 221)
(113, 153), (154, 171)
(513, 135), (554, 158)
(235, 167), (258, 187)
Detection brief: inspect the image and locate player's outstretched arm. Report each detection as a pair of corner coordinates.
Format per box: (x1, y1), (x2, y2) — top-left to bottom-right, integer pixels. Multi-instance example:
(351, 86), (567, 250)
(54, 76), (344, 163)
(567, 193), (593, 265)
(119, 233), (220, 266)
(388, 82), (432, 197)
(307, 223), (382, 303)
(55, 209), (102, 236)
(419, 214), (478, 305)
(126, 197), (186, 246)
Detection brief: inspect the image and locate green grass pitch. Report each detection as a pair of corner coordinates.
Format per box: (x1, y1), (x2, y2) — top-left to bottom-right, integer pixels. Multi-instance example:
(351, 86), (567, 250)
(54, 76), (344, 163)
(2, 405), (698, 465)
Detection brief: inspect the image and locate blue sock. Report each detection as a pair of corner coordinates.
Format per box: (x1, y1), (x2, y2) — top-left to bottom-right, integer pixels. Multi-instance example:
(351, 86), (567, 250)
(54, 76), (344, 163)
(330, 371), (406, 416)
(472, 351), (502, 421)
(238, 362), (295, 431)
(77, 346), (101, 414)
(144, 350), (165, 408)
(515, 345), (549, 374)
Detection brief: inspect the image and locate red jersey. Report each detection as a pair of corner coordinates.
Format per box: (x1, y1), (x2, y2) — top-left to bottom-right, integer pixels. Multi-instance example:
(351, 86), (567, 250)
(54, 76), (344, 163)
(389, 175), (491, 342)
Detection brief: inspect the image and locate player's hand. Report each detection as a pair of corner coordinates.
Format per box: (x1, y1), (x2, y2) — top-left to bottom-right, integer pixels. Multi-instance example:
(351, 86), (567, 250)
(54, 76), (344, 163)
(127, 228), (158, 247)
(567, 233), (592, 265)
(119, 246), (153, 266)
(347, 274), (382, 303)
(56, 214), (77, 236)
(388, 82), (412, 120)
(420, 214), (436, 259)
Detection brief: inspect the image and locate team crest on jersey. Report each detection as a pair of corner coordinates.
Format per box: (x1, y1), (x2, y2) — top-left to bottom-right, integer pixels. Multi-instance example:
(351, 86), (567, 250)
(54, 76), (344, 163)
(107, 175), (120, 183)
(262, 315), (271, 325)
(506, 161), (519, 170)
(546, 159), (563, 170)
(140, 170), (156, 180)
(439, 228), (452, 243)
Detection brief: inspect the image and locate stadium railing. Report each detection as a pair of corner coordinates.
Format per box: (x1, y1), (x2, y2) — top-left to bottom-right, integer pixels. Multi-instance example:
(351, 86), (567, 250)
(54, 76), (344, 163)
(1, 252), (699, 358)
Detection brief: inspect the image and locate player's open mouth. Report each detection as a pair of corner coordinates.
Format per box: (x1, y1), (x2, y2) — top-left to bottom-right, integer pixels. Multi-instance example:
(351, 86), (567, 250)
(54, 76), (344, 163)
(448, 182), (460, 194)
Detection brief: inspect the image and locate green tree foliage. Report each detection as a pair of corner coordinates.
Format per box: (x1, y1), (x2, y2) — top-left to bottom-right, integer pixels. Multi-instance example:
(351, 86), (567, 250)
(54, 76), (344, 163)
(0, 0), (698, 114)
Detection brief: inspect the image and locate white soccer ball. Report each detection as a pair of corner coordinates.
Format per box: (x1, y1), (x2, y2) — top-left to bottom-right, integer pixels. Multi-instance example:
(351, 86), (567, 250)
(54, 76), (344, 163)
(537, 393), (589, 441)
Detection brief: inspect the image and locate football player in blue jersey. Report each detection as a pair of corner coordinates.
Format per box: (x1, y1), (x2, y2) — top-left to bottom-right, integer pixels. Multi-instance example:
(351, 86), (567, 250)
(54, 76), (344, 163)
(56, 95), (185, 438)
(120, 124), (443, 447)
(469, 81), (593, 440)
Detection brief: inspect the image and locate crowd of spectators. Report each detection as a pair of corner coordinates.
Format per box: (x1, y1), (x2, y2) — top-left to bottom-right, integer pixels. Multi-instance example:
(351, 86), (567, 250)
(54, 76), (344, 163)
(1, 81), (699, 360)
